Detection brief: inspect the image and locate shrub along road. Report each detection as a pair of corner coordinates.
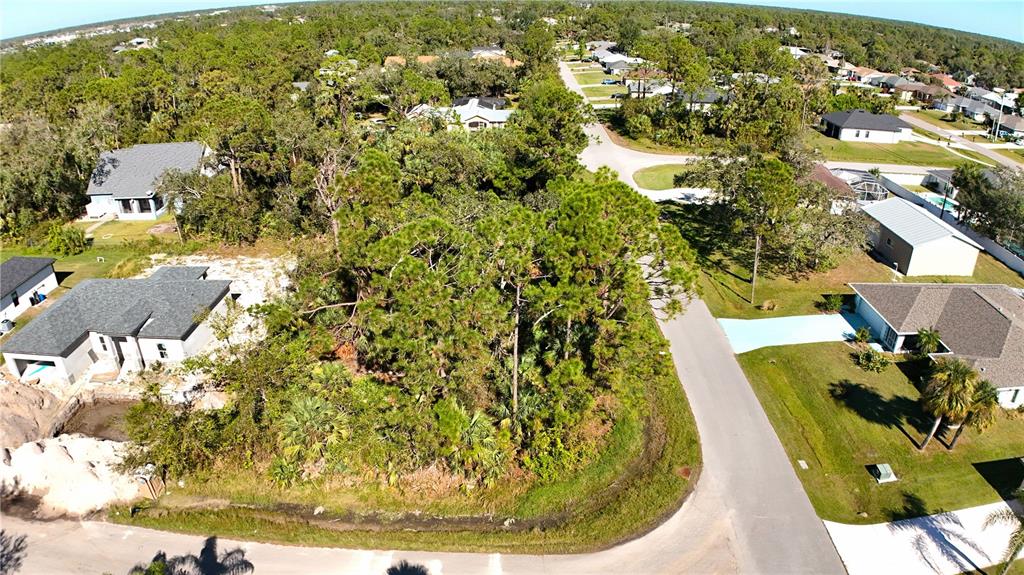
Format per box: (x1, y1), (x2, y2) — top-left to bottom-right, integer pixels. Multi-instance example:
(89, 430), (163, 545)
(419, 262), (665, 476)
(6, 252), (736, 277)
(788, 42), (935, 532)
(2, 300), (844, 574)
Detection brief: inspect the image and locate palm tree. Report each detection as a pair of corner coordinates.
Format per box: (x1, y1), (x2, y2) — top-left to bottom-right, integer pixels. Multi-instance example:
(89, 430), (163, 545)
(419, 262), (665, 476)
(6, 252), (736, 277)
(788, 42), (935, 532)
(915, 327), (942, 357)
(919, 358), (977, 450)
(949, 380), (1000, 449)
(983, 491), (1024, 575)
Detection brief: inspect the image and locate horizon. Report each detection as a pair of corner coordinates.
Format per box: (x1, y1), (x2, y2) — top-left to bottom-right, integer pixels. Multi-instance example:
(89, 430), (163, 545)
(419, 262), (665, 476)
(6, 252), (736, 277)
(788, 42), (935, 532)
(0, 0), (1022, 43)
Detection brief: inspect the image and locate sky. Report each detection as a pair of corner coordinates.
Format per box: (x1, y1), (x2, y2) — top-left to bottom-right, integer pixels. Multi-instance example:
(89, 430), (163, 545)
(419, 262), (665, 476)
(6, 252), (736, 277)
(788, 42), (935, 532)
(0, 0), (1021, 42)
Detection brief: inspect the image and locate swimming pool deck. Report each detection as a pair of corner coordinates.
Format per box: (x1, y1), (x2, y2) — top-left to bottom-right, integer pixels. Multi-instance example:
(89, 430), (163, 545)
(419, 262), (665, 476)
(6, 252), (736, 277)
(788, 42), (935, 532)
(718, 313), (869, 354)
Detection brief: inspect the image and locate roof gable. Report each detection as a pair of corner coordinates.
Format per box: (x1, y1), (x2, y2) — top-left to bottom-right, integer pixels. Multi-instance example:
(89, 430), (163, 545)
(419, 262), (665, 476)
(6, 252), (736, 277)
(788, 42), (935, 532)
(86, 142), (205, 199)
(0, 257), (55, 297)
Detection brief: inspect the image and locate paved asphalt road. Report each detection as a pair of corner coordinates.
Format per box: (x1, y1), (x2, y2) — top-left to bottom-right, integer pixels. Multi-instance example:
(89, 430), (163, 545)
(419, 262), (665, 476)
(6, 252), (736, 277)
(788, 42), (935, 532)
(899, 113), (1023, 169)
(2, 302), (844, 574)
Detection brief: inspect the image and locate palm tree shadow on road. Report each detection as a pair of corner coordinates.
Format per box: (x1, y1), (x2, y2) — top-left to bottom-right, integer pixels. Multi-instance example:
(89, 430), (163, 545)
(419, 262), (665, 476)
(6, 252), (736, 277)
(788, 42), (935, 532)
(128, 536), (253, 575)
(886, 492), (990, 574)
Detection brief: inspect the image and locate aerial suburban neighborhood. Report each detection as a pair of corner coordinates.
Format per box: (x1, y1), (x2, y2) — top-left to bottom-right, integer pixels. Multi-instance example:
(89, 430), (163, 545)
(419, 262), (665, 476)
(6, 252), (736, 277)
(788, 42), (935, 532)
(0, 1), (1022, 575)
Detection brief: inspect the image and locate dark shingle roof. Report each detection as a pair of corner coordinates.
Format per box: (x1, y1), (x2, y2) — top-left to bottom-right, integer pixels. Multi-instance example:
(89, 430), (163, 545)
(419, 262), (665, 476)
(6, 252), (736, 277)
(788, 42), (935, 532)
(86, 142), (205, 199)
(1, 267), (230, 357)
(851, 283), (1024, 389)
(148, 266), (209, 281)
(452, 96), (506, 109)
(821, 110), (911, 132)
(1, 257), (55, 297)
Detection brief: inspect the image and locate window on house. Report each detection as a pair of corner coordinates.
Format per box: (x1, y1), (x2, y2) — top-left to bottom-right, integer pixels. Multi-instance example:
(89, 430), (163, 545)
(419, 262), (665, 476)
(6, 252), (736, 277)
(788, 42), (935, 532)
(1013, 389), (1020, 403)
(100, 337), (108, 352)
(855, 130), (861, 138)
(119, 199), (134, 213)
(153, 195), (165, 210)
(886, 237), (892, 246)
(864, 131), (870, 138)
(11, 292), (18, 307)
(468, 121), (482, 129)
(139, 199), (152, 213)
(157, 343), (168, 359)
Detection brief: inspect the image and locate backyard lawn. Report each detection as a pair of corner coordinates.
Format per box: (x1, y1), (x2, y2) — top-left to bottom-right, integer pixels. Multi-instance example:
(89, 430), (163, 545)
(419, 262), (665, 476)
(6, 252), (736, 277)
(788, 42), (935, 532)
(662, 203), (1024, 320)
(907, 109), (987, 132)
(739, 342), (1024, 524)
(573, 71), (613, 85)
(805, 129), (993, 168)
(633, 164), (690, 190)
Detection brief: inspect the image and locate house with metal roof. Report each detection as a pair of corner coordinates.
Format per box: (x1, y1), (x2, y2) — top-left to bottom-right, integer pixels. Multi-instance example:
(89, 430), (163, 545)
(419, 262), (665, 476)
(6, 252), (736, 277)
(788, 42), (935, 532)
(861, 197), (982, 276)
(850, 282), (1024, 408)
(820, 110), (913, 144)
(1, 266), (231, 385)
(409, 98), (513, 131)
(84, 142), (207, 221)
(1, 257), (57, 323)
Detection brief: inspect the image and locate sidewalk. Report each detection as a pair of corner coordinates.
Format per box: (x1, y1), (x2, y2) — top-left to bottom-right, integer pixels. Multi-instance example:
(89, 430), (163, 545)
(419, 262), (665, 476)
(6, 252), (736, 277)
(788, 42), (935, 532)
(825, 499), (1023, 575)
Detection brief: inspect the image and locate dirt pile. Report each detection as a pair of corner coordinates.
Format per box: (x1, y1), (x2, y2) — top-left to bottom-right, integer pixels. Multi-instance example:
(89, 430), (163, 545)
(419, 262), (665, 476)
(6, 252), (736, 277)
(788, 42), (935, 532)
(0, 382), (62, 448)
(0, 434), (143, 518)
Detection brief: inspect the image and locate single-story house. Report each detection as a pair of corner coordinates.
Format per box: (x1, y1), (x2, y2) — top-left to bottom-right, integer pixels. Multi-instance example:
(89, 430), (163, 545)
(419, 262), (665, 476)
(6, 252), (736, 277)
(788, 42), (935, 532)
(409, 97), (513, 131)
(900, 83), (952, 103)
(966, 86), (993, 102)
(861, 197), (982, 276)
(994, 114), (1024, 138)
(84, 142), (207, 221)
(929, 73), (961, 91)
(820, 110), (913, 144)
(1, 266), (232, 385)
(625, 79), (673, 98)
(933, 96), (998, 123)
(869, 74), (912, 92)
(850, 282), (1024, 408)
(586, 41), (616, 51)
(1, 257), (58, 322)
(604, 60), (633, 76)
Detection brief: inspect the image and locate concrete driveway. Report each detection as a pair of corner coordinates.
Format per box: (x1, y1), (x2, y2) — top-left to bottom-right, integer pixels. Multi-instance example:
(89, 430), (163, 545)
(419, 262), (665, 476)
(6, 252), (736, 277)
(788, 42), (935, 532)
(719, 313), (867, 354)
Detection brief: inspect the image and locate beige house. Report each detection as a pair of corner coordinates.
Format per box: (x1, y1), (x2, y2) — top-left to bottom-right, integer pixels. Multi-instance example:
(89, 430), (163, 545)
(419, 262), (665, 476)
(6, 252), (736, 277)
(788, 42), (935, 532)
(862, 197), (981, 276)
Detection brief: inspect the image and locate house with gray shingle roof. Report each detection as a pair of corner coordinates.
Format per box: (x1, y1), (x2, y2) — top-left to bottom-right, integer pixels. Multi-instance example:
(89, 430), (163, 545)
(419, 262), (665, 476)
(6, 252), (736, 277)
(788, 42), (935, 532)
(1, 266), (231, 384)
(861, 197), (982, 276)
(850, 282), (1024, 408)
(1, 257), (57, 322)
(84, 142), (207, 221)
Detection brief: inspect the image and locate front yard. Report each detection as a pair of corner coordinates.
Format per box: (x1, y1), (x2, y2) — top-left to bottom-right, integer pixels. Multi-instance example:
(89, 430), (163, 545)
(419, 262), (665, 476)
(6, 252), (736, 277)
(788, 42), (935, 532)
(581, 85), (626, 99)
(573, 70), (613, 85)
(739, 342), (1024, 524)
(907, 109), (988, 132)
(805, 129), (992, 168)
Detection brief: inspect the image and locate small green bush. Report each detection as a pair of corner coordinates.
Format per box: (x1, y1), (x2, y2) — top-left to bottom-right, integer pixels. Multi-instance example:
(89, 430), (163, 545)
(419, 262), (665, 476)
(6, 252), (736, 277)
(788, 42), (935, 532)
(46, 223), (86, 256)
(855, 348), (891, 373)
(820, 294), (845, 312)
(854, 327), (872, 344)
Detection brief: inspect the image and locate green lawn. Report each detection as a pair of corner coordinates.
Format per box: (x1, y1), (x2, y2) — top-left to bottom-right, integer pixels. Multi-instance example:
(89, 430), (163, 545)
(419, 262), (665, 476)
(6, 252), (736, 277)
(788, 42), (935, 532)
(993, 147), (1024, 165)
(633, 164), (689, 190)
(739, 342), (1024, 523)
(573, 71), (613, 85)
(662, 203), (1024, 320)
(908, 109), (988, 132)
(87, 214), (177, 246)
(805, 129), (990, 168)
(582, 85), (626, 99)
